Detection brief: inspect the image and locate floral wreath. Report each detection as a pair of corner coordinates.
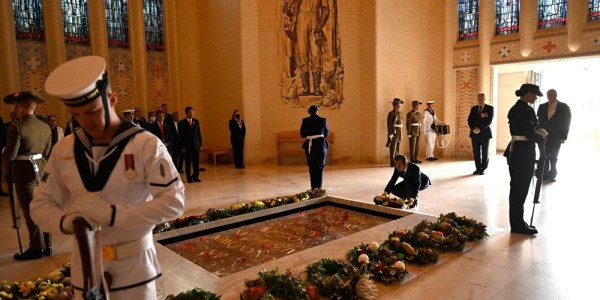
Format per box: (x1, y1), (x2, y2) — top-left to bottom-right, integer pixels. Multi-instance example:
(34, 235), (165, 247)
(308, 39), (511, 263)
(373, 193), (414, 209)
(240, 267), (317, 300)
(305, 258), (378, 299)
(345, 242), (409, 283)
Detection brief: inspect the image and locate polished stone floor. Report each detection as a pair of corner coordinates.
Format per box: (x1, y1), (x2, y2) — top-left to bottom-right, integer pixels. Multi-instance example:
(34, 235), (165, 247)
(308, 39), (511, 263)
(0, 146), (597, 299)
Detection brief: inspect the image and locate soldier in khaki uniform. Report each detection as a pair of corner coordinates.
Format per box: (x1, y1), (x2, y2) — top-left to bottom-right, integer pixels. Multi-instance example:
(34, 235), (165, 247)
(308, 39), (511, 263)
(406, 101), (422, 163)
(386, 98), (403, 166)
(3, 91), (52, 260)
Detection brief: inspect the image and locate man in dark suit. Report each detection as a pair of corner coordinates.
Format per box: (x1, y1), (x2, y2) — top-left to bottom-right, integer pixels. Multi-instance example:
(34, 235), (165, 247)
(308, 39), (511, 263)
(148, 110), (176, 156)
(3, 91), (52, 260)
(300, 105), (329, 189)
(468, 93), (494, 175)
(171, 111), (183, 173)
(178, 106), (202, 183)
(537, 89), (571, 182)
(384, 154), (430, 208)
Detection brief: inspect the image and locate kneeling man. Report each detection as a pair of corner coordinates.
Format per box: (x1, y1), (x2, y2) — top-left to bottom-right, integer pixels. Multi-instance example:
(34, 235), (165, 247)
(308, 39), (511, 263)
(384, 154), (431, 208)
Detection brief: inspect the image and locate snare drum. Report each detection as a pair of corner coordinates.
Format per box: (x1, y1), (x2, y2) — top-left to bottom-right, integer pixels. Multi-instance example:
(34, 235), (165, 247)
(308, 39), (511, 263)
(435, 124), (450, 135)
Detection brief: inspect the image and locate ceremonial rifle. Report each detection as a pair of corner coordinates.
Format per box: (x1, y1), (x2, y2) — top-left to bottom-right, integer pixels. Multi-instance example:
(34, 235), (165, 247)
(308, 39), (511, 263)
(530, 136), (547, 227)
(73, 217), (109, 300)
(8, 183), (24, 255)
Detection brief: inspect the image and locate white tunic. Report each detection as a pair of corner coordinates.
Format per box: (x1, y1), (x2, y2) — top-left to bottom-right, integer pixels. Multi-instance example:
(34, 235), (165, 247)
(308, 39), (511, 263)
(422, 109), (441, 158)
(31, 129), (185, 297)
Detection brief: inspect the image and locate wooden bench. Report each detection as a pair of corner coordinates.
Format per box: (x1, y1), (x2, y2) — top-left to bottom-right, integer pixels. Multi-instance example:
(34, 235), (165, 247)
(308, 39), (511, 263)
(276, 131), (334, 164)
(201, 147), (232, 165)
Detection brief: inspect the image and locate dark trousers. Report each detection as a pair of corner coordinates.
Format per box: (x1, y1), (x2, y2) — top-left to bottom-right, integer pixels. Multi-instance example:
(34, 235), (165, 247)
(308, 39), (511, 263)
(14, 181), (50, 251)
(544, 139), (562, 179)
(389, 180), (429, 200)
(171, 145), (182, 172)
(231, 138), (245, 168)
(409, 135), (420, 161)
(471, 138), (490, 171)
(184, 149), (200, 180)
(508, 159), (535, 229)
(304, 148), (327, 189)
(388, 134), (400, 166)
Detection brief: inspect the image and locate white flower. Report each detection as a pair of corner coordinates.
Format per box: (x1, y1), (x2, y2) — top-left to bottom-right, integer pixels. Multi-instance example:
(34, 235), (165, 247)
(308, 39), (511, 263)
(358, 254), (369, 264)
(393, 261), (406, 270)
(369, 242), (379, 251)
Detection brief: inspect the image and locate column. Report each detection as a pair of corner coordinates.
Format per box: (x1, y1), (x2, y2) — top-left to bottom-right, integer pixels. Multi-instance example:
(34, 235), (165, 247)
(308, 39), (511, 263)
(163, 0), (182, 113)
(43, 0), (68, 122)
(519, 0), (537, 57)
(567, 0), (587, 52)
(128, 0), (149, 113)
(0, 0), (20, 110)
(88, 0), (109, 61)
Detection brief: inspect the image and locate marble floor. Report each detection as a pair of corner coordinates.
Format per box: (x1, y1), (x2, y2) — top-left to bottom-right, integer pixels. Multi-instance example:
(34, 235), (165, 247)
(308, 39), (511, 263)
(0, 146), (598, 299)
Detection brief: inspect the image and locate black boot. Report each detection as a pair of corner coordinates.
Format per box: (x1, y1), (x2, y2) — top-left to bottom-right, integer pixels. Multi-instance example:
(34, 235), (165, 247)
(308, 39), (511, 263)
(300, 72), (310, 96)
(313, 71), (322, 96)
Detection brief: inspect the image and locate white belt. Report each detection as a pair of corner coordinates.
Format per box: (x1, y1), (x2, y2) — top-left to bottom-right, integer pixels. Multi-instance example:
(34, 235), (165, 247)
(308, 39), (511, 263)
(15, 154), (43, 161)
(511, 136), (529, 141)
(102, 234), (153, 261)
(411, 123), (421, 126)
(394, 124), (403, 128)
(306, 134), (324, 154)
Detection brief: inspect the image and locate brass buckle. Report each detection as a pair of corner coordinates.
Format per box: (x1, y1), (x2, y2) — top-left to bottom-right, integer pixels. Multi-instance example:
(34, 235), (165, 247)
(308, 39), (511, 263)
(102, 245), (117, 261)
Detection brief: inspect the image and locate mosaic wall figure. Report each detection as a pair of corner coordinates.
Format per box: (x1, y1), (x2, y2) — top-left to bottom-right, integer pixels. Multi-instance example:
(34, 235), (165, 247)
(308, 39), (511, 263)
(17, 41), (48, 116)
(147, 51), (169, 111)
(279, 0), (344, 109)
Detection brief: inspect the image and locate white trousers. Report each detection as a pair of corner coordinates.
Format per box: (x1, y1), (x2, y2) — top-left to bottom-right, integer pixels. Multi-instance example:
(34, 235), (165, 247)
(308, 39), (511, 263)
(74, 281), (156, 300)
(425, 130), (436, 158)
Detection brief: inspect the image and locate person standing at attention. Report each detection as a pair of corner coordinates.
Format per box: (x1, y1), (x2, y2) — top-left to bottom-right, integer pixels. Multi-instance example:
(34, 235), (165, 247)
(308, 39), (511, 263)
(3, 91), (52, 260)
(34, 55), (184, 299)
(229, 109), (246, 169)
(536, 89), (571, 182)
(422, 100), (441, 161)
(300, 105), (329, 190)
(467, 93), (494, 175)
(386, 98), (403, 167)
(178, 106), (203, 183)
(406, 100), (422, 164)
(503, 83), (547, 235)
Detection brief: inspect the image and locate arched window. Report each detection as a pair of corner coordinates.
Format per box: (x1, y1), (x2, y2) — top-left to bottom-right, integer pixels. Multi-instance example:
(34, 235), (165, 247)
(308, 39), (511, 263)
(590, 0), (600, 21)
(13, 0), (44, 41)
(496, 0), (519, 35)
(62, 0), (89, 44)
(143, 0), (164, 50)
(458, 0), (479, 41)
(538, 0), (567, 29)
(105, 0), (128, 48)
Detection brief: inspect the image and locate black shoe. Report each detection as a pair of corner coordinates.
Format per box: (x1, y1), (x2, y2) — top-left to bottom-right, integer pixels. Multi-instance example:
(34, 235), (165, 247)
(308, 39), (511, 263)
(187, 178), (193, 183)
(511, 226), (538, 235)
(193, 178), (201, 182)
(199, 168), (207, 172)
(14, 249), (44, 261)
(426, 157), (435, 161)
(432, 157), (439, 160)
(415, 160), (422, 163)
(409, 200), (418, 209)
(478, 169), (485, 175)
(411, 160), (418, 164)
(473, 170), (480, 175)
(0, 191), (8, 196)
(43, 247), (52, 256)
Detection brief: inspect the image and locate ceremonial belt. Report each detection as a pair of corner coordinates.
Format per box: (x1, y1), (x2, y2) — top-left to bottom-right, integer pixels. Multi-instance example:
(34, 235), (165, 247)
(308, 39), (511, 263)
(511, 135), (529, 141)
(411, 123), (422, 126)
(393, 124), (403, 128)
(15, 153), (43, 160)
(102, 234), (153, 261)
(306, 134), (324, 154)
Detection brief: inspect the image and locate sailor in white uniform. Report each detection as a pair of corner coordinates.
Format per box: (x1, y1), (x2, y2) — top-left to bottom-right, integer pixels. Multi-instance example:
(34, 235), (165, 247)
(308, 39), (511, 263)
(31, 56), (185, 300)
(422, 100), (442, 161)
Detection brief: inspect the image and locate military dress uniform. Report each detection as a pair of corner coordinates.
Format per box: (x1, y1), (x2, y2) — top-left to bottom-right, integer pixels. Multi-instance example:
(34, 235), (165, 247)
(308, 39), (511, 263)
(32, 55), (185, 299)
(406, 107), (422, 163)
(503, 85), (546, 234)
(300, 106), (330, 189)
(3, 92), (52, 260)
(422, 102), (441, 160)
(386, 108), (403, 166)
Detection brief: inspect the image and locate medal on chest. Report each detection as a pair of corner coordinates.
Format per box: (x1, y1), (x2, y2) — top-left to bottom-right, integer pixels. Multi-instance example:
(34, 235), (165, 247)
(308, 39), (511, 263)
(124, 153), (136, 180)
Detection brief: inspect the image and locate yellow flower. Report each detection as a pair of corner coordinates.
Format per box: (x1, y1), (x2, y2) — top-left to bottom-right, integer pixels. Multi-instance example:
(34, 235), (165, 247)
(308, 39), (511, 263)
(19, 281), (35, 297)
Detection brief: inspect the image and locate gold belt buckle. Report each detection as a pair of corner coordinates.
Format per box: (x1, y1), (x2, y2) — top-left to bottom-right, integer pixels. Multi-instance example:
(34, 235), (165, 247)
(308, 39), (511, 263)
(102, 245), (118, 261)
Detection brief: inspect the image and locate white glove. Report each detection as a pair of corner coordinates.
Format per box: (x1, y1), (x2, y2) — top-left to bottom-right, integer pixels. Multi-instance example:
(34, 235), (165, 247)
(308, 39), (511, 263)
(68, 193), (116, 230)
(408, 135), (411, 138)
(535, 129), (548, 138)
(60, 213), (101, 234)
(388, 135), (393, 139)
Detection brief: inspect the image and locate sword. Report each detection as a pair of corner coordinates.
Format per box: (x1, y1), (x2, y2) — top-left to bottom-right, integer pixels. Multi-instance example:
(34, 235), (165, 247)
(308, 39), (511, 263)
(530, 137), (547, 227)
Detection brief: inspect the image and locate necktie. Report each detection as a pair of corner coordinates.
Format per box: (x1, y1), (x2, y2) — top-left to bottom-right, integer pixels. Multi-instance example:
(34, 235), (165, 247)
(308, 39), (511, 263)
(159, 122), (164, 139)
(189, 120), (192, 126)
(478, 105), (483, 114)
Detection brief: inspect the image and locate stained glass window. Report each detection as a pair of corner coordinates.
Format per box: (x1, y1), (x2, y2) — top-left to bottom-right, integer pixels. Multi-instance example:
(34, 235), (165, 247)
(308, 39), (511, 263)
(496, 0), (519, 35)
(13, 0), (44, 41)
(590, 0), (600, 21)
(538, 0), (567, 29)
(62, 0), (89, 44)
(105, 0), (129, 48)
(458, 0), (479, 41)
(143, 0), (164, 50)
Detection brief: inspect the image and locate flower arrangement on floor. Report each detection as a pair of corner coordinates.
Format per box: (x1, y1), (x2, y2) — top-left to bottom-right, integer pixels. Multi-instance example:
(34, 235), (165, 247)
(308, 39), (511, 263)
(372, 193), (414, 209)
(345, 242), (409, 283)
(165, 287), (221, 299)
(305, 258), (378, 300)
(153, 189), (329, 233)
(0, 264), (72, 300)
(240, 267), (317, 300)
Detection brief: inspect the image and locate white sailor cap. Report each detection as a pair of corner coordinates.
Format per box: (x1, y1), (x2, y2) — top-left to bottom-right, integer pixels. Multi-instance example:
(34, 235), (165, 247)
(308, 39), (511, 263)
(426, 100), (435, 104)
(121, 109), (135, 115)
(45, 56), (107, 107)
